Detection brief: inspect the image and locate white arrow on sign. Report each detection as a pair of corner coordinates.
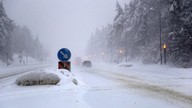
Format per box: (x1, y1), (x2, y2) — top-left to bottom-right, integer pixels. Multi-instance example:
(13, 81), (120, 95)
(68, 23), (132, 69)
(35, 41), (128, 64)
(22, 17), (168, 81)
(60, 51), (68, 59)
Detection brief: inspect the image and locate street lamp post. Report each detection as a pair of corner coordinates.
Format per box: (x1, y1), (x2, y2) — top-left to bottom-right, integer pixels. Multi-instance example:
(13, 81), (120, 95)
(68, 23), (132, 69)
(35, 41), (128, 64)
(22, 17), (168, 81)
(150, 8), (162, 65)
(119, 49), (123, 62)
(119, 50), (123, 54)
(159, 11), (162, 65)
(6, 53), (8, 66)
(26, 55), (28, 64)
(163, 44), (167, 64)
(101, 52), (105, 61)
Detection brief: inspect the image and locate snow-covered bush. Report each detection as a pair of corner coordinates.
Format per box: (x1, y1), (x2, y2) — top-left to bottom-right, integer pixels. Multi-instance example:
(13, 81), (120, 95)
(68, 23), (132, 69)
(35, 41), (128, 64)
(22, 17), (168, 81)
(16, 72), (60, 86)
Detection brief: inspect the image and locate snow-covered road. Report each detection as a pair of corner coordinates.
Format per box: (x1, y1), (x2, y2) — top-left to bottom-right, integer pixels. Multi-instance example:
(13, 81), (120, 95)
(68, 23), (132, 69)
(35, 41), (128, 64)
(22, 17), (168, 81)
(0, 63), (192, 108)
(79, 65), (192, 108)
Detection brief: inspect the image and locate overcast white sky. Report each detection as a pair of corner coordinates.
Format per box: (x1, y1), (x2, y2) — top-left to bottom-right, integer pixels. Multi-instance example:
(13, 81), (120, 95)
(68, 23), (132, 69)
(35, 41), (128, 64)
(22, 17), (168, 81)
(4, 0), (130, 60)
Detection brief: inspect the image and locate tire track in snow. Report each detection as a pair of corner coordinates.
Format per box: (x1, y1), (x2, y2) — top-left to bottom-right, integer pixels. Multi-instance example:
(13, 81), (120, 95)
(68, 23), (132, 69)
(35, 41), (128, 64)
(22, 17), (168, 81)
(82, 68), (192, 108)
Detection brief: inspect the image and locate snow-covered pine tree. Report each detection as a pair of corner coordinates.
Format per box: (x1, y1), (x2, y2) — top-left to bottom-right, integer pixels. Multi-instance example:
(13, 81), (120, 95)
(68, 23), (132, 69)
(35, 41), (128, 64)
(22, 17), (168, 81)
(86, 0), (192, 67)
(110, 1), (125, 44)
(86, 25), (112, 61)
(0, 1), (14, 62)
(105, 1), (126, 62)
(167, 0), (192, 67)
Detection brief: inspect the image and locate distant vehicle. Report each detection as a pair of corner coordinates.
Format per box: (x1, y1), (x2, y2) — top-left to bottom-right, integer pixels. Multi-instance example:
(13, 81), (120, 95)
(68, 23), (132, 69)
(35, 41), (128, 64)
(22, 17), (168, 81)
(74, 57), (82, 65)
(82, 61), (92, 67)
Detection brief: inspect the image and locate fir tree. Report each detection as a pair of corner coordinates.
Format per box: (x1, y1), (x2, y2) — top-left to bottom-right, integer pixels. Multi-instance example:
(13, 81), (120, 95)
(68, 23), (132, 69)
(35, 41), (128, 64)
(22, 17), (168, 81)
(0, 1), (14, 62)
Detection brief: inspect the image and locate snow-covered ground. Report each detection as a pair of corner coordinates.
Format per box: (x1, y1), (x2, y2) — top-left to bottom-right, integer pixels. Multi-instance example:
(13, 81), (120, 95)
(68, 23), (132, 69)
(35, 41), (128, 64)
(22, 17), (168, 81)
(0, 62), (192, 108)
(0, 54), (49, 78)
(0, 64), (51, 79)
(91, 62), (192, 96)
(0, 54), (42, 67)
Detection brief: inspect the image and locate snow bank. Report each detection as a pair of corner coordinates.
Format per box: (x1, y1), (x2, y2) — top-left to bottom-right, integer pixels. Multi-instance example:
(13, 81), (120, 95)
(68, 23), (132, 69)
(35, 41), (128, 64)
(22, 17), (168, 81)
(118, 62), (133, 68)
(55, 69), (79, 86)
(16, 71), (60, 86)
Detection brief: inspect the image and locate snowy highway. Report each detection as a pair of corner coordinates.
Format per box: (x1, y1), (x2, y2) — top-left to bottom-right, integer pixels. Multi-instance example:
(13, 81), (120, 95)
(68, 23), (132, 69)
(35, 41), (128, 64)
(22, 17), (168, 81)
(0, 63), (192, 108)
(1, 0), (192, 108)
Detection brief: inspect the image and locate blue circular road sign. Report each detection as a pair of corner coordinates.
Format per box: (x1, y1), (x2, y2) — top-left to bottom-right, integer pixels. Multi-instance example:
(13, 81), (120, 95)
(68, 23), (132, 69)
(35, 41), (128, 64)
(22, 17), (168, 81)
(57, 48), (71, 61)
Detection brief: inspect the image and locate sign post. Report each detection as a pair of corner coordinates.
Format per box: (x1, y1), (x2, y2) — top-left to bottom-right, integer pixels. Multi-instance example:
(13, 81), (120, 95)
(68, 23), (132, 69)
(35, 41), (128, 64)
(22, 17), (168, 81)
(57, 48), (71, 71)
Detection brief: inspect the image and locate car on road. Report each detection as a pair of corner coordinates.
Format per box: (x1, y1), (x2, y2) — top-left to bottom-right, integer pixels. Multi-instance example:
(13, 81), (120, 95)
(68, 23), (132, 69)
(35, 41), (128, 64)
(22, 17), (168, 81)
(82, 60), (92, 67)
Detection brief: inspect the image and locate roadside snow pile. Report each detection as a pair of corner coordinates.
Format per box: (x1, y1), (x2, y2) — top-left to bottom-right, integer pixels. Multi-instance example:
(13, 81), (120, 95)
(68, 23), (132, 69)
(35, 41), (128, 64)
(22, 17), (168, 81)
(57, 69), (78, 85)
(16, 71), (60, 86)
(118, 62), (133, 68)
